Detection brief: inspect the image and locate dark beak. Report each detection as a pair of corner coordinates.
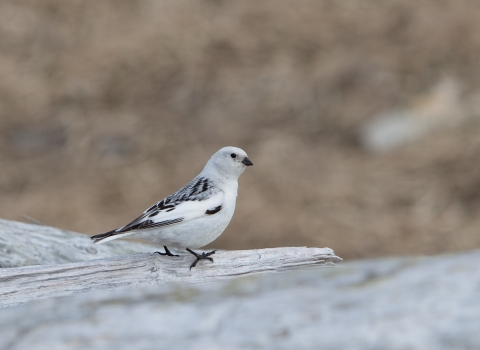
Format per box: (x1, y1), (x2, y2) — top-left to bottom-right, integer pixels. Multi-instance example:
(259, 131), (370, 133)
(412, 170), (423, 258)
(242, 157), (253, 166)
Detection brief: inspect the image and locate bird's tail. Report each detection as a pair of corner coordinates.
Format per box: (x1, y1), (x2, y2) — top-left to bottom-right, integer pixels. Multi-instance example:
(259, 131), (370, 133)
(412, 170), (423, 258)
(90, 229), (126, 244)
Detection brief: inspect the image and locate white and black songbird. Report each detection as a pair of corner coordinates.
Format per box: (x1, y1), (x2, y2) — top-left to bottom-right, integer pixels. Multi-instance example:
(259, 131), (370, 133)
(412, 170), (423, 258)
(90, 146), (253, 269)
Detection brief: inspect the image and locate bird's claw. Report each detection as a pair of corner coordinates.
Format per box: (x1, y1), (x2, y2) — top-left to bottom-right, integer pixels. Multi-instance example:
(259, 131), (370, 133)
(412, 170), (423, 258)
(186, 248), (216, 269)
(155, 246), (179, 257)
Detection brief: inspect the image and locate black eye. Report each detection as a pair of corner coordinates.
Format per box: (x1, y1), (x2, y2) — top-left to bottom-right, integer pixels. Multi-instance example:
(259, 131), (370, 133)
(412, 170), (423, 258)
(230, 153), (237, 158)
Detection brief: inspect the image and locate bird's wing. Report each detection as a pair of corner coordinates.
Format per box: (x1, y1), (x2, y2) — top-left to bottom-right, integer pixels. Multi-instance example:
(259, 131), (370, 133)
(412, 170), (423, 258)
(91, 177), (224, 243)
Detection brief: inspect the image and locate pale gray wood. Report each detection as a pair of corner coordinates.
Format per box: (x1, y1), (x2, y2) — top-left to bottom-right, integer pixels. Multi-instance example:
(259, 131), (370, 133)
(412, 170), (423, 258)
(0, 218), (157, 268)
(0, 246), (341, 308)
(1, 251), (479, 350)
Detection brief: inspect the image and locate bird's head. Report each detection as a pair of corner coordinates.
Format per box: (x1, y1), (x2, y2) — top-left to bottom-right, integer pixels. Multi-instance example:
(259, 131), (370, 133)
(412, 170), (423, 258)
(204, 146), (253, 180)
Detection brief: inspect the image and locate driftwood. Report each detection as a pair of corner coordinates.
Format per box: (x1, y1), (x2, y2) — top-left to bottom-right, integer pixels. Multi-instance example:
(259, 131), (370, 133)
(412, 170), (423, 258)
(0, 219), (341, 309)
(0, 218), (156, 268)
(0, 246), (339, 308)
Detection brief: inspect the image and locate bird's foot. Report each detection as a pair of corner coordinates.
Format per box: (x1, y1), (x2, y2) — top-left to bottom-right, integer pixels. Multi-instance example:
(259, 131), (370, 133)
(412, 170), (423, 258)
(186, 248), (216, 269)
(155, 246), (179, 257)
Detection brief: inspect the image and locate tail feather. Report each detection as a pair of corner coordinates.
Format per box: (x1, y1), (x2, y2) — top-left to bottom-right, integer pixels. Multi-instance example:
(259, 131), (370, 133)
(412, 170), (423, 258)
(90, 229), (121, 244)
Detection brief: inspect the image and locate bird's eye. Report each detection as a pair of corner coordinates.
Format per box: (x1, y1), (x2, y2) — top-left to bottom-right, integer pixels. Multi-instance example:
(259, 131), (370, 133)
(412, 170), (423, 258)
(230, 153), (237, 159)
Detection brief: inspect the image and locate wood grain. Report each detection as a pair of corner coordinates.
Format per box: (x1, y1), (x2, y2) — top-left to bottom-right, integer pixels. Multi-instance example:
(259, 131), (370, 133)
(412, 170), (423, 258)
(0, 246), (341, 308)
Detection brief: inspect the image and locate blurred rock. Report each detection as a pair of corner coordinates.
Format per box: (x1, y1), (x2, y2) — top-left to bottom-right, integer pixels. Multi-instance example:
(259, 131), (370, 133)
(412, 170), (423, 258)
(1, 248), (479, 349)
(360, 78), (463, 153)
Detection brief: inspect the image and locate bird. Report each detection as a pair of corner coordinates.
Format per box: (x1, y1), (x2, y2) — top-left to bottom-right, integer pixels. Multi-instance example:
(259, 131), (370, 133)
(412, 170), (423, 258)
(90, 146), (253, 269)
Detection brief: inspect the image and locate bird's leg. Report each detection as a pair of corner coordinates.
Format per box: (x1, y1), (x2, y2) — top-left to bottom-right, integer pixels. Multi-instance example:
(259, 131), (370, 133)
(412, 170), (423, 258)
(155, 246), (179, 257)
(186, 248), (216, 269)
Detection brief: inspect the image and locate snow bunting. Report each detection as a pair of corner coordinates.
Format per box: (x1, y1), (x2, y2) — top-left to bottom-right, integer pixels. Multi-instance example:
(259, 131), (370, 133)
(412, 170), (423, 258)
(91, 146), (253, 269)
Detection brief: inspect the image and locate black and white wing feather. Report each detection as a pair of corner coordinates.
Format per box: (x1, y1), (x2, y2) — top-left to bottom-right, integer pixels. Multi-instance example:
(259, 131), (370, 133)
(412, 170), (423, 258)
(91, 177), (223, 243)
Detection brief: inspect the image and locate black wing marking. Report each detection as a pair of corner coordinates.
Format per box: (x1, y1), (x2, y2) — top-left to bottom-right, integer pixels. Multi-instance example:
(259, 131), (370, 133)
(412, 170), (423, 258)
(164, 176), (217, 203)
(90, 218), (184, 243)
(124, 217), (184, 231)
(117, 177), (217, 231)
(90, 229), (121, 243)
(205, 205), (222, 215)
(90, 177), (219, 242)
(143, 176), (217, 215)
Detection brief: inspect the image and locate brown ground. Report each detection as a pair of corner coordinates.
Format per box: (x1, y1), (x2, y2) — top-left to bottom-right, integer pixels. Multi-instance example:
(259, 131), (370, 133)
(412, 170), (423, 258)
(1, 0), (480, 259)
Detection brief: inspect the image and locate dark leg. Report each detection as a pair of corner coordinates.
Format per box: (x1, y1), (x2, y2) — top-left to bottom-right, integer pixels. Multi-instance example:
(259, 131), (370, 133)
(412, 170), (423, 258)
(155, 246), (179, 257)
(186, 248), (216, 269)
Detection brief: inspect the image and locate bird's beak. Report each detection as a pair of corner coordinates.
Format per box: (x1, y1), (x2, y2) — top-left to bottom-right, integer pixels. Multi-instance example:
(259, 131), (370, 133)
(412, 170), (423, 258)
(242, 157), (253, 166)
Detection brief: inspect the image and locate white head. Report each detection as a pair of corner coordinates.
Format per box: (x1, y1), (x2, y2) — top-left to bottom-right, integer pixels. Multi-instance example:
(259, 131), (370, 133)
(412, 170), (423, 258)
(203, 146), (253, 181)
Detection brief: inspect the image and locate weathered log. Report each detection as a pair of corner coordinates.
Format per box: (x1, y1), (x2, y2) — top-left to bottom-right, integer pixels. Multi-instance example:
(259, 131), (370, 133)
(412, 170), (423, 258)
(0, 247), (340, 308)
(0, 218), (341, 308)
(0, 218), (156, 268)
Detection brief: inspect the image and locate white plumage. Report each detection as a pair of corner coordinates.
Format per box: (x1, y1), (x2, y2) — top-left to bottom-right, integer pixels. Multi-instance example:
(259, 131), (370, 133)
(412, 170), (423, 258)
(90, 146), (253, 268)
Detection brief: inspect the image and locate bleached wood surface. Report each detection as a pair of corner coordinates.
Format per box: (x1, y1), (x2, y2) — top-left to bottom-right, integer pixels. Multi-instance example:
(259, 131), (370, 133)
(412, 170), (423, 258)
(0, 218), (341, 308)
(0, 246), (340, 308)
(0, 218), (157, 268)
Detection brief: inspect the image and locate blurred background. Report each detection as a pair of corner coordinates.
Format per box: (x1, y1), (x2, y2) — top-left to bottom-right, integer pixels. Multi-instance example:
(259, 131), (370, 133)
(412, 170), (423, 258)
(1, 0), (480, 260)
